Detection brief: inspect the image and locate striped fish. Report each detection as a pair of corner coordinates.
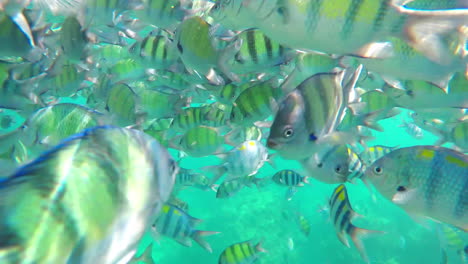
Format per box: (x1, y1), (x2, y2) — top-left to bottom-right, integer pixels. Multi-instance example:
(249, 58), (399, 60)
(0, 12), (35, 58)
(23, 103), (105, 147)
(207, 140), (270, 184)
(174, 167), (213, 192)
(436, 119), (468, 152)
(230, 79), (282, 126)
(300, 144), (352, 184)
(212, 0), (468, 65)
(105, 83), (144, 127)
(365, 145), (468, 231)
(171, 125), (226, 157)
(227, 28), (294, 75)
(272, 169), (309, 187)
(129, 32), (180, 69)
(175, 16), (225, 85)
(329, 184), (380, 263)
(0, 126), (177, 263)
(60, 16), (87, 63)
(215, 175), (264, 199)
(360, 145), (397, 166)
(130, 0), (195, 30)
(267, 66), (362, 160)
(171, 105), (227, 132)
(152, 203), (219, 252)
(42, 63), (85, 98)
(296, 213), (311, 237)
(218, 240), (266, 264)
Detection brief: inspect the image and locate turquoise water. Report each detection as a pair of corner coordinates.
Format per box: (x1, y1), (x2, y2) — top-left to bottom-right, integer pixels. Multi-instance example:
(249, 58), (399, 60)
(0, 1), (467, 263)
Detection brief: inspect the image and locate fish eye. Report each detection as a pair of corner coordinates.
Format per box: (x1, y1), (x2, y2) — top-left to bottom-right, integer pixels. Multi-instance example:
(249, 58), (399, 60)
(317, 162), (323, 168)
(397, 186), (406, 192)
(283, 127), (294, 138)
(334, 165), (342, 173)
(373, 166), (383, 175)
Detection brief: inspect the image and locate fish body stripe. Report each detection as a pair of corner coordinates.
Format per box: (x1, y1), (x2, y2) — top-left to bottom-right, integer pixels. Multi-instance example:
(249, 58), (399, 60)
(246, 30), (258, 63)
(341, 0), (363, 38)
(373, 0), (390, 32)
(454, 173), (468, 218)
(425, 152), (443, 211)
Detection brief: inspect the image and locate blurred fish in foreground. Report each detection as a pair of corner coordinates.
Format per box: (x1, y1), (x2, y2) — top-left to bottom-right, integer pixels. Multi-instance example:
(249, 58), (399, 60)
(0, 126), (177, 263)
(365, 145), (468, 231)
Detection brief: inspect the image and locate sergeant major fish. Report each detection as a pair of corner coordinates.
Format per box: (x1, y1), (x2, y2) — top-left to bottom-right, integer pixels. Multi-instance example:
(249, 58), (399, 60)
(0, 126), (177, 263)
(365, 145), (468, 231)
(329, 184), (381, 263)
(267, 66), (363, 160)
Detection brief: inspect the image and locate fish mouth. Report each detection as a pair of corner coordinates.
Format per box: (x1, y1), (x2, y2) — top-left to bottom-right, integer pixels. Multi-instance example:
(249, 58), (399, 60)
(267, 139), (279, 149)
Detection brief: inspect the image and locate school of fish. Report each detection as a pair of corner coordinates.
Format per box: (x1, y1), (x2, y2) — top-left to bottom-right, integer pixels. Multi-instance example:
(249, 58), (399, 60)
(0, 0), (467, 263)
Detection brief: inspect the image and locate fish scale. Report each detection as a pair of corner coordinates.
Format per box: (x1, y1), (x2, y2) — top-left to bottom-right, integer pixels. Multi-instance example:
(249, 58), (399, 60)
(366, 145), (468, 230)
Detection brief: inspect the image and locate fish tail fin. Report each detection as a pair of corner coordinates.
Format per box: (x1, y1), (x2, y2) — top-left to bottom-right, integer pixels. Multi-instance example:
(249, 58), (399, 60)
(192, 230), (220, 253)
(397, 6), (468, 64)
(349, 226), (385, 263)
(255, 241), (268, 253)
(358, 110), (385, 132)
(204, 165), (226, 185)
(33, 0), (85, 16)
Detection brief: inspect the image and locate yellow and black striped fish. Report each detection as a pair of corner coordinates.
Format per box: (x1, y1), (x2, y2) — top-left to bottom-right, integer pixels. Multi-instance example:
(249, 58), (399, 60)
(329, 184), (381, 263)
(0, 126), (177, 263)
(218, 240), (267, 264)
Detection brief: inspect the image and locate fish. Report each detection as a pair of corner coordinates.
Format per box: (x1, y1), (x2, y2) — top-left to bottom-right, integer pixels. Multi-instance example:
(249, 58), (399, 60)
(174, 166), (213, 192)
(170, 125), (226, 157)
(105, 82), (145, 127)
(382, 79), (468, 109)
(215, 175), (264, 199)
(399, 119), (424, 139)
(218, 240), (267, 264)
(0, 125), (177, 263)
(22, 103), (105, 147)
(171, 104), (227, 133)
(329, 184), (381, 263)
(0, 12), (36, 59)
(356, 36), (467, 88)
(267, 66), (362, 160)
(175, 16), (239, 85)
(436, 224), (468, 264)
(434, 118), (468, 152)
(229, 79), (282, 126)
(280, 51), (342, 92)
(137, 86), (188, 119)
(225, 28), (295, 76)
(129, 32), (180, 70)
(207, 140), (270, 184)
(152, 203), (219, 252)
(60, 15), (88, 62)
(299, 144), (352, 184)
(360, 145), (398, 166)
(272, 169), (309, 187)
(364, 145), (468, 231)
(295, 212), (311, 237)
(211, 0), (468, 65)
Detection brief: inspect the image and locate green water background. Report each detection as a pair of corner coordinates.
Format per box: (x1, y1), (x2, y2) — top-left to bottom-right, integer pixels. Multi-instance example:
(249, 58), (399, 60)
(0, 97), (465, 264)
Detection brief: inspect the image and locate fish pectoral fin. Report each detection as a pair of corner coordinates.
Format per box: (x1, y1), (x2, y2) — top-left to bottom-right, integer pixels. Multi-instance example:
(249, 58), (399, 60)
(192, 230), (220, 253)
(391, 186), (418, 204)
(349, 226), (385, 264)
(354, 42), (395, 59)
(399, 8), (468, 65)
